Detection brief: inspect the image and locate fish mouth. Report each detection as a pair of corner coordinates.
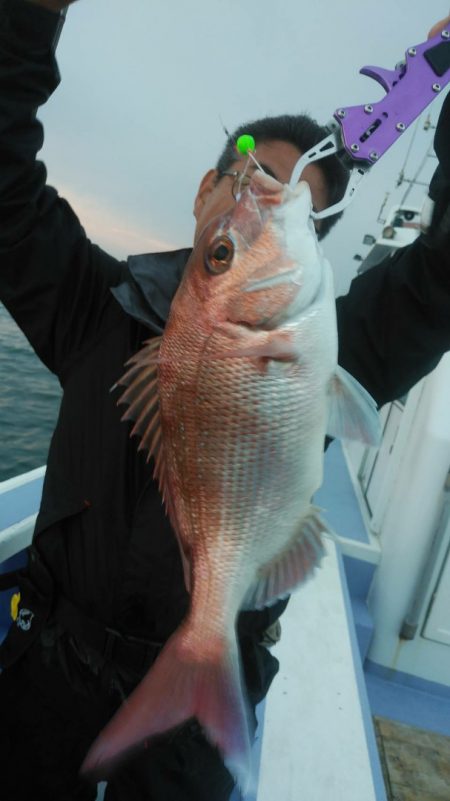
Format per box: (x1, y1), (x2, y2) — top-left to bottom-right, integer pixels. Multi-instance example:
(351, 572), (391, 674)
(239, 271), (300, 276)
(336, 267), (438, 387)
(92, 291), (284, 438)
(223, 177), (322, 329)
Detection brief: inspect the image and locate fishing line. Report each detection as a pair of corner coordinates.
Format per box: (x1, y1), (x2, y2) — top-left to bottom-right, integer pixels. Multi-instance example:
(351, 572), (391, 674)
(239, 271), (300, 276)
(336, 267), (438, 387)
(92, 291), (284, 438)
(219, 116), (235, 150)
(246, 150), (264, 172)
(397, 116), (421, 187)
(219, 122), (267, 199)
(399, 138), (435, 207)
(235, 134), (265, 199)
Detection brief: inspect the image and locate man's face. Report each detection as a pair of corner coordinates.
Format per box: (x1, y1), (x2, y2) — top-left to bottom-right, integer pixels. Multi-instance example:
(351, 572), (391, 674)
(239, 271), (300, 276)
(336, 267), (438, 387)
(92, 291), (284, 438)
(193, 139), (329, 243)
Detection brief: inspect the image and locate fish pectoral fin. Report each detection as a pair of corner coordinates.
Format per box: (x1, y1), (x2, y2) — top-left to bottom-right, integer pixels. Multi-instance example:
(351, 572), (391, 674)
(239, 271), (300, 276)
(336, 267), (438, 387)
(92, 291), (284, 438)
(214, 322), (297, 362)
(242, 507), (327, 611)
(326, 366), (381, 446)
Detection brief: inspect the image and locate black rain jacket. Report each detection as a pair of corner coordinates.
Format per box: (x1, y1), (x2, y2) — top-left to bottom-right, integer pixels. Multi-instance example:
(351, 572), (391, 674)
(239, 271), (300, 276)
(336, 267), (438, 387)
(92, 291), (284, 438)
(1, 0), (449, 696)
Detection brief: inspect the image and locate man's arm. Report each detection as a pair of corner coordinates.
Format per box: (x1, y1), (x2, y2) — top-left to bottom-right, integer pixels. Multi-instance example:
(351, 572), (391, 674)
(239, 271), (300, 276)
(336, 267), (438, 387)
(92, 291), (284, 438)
(336, 93), (450, 408)
(26, 0), (75, 11)
(0, 0), (125, 379)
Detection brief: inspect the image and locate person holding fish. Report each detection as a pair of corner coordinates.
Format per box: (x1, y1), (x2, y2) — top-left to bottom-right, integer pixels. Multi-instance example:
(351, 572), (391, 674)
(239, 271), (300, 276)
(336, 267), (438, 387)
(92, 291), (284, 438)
(0, 1), (449, 799)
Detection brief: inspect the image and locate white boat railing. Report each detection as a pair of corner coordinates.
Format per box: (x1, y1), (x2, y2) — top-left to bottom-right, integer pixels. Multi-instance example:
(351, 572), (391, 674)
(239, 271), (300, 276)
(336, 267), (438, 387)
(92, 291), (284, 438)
(0, 465), (45, 562)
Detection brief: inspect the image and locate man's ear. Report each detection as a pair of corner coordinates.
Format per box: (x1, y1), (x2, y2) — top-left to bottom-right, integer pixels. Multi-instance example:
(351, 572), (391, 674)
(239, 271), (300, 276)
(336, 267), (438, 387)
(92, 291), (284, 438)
(193, 169), (218, 219)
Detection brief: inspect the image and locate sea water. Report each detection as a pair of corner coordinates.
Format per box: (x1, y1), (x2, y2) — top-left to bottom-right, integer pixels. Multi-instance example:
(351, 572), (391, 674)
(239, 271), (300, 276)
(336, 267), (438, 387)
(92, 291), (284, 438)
(0, 303), (61, 483)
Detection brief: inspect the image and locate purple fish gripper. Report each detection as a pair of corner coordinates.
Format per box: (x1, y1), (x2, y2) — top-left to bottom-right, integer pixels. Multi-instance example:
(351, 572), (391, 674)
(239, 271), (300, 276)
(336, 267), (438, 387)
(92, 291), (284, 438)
(290, 25), (450, 220)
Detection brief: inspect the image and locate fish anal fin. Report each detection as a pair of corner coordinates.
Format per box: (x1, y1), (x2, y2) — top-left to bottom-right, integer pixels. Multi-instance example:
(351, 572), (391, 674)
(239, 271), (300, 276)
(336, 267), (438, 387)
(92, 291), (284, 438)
(243, 507), (327, 611)
(327, 365), (381, 445)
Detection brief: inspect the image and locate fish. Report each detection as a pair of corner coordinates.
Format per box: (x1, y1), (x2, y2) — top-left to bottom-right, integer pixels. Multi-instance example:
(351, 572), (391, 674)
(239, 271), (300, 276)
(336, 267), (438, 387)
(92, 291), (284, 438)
(82, 171), (380, 787)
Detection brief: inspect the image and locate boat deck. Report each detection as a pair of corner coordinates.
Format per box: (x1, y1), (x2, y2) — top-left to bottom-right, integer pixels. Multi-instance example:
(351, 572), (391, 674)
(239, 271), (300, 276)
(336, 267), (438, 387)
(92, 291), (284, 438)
(374, 717), (450, 801)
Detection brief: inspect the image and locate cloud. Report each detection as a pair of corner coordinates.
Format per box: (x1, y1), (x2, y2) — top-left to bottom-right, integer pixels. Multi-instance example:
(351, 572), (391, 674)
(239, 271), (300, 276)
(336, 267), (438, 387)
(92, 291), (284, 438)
(57, 185), (175, 259)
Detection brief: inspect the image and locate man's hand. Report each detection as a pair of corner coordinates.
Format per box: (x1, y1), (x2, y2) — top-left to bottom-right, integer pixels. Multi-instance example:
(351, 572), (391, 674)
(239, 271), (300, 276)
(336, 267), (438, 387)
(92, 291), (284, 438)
(26, 0), (78, 11)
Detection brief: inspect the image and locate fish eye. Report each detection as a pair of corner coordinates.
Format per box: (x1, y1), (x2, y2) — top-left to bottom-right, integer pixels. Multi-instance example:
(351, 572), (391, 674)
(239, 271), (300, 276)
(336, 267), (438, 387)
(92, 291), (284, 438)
(205, 236), (235, 275)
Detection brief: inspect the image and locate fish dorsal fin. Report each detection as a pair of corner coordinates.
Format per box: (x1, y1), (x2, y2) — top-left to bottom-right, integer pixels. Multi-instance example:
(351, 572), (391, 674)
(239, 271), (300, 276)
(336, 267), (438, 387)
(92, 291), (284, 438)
(327, 365), (381, 445)
(242, 507), (328, 611)
(117, 336), (162, 452)
(116, 336), (191, 592)
(116, 336), (175, 519)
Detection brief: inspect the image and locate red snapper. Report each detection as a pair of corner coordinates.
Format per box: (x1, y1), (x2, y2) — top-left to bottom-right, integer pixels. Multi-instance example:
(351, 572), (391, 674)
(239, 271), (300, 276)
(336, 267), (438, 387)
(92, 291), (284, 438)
(83, 172), (380, 786)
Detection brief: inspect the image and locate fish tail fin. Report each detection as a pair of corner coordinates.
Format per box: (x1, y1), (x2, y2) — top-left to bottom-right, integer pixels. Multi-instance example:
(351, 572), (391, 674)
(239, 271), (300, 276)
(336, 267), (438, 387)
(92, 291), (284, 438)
(81, 623), (253, 792)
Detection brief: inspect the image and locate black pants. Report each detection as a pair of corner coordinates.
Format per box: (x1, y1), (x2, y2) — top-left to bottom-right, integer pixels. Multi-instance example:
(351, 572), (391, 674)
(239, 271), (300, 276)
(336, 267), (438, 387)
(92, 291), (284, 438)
(0, 635), (236, 801)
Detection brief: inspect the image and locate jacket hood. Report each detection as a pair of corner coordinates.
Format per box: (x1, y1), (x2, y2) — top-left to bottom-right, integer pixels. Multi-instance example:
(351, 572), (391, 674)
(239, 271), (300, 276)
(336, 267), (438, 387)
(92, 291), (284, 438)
(111, 248), (192, 333)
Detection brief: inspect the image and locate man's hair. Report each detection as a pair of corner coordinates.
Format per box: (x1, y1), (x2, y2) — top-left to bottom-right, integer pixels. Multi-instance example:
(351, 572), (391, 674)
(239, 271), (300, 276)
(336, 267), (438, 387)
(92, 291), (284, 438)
(215, 114), (349, 240)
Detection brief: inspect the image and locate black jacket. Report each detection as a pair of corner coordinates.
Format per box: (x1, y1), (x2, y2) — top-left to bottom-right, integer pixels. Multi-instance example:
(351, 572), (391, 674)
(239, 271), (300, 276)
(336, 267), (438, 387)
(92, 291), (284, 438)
(1, 0), (450, 683)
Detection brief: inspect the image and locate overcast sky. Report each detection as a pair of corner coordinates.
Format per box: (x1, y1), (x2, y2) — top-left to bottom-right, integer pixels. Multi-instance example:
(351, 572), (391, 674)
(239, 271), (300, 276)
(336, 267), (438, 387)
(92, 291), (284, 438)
(39, 0), (449, 297)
